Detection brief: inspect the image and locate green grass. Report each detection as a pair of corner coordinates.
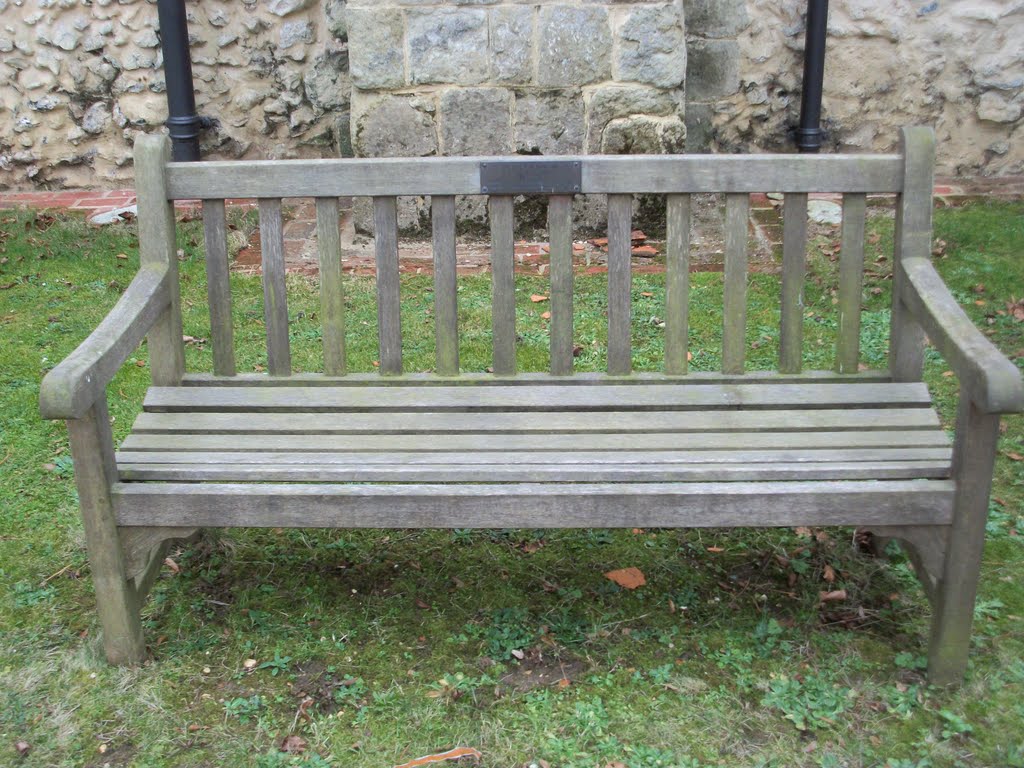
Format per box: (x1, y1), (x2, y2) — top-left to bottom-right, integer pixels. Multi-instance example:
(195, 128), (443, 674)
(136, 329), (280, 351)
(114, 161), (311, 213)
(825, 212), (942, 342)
(0, 200), (1022, 767)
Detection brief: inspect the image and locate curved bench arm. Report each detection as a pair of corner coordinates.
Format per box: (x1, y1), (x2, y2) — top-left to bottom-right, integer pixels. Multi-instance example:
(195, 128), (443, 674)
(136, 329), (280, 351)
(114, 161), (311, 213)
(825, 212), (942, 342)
(899, 256), (1023, 414)
(40, 264), (172, 421)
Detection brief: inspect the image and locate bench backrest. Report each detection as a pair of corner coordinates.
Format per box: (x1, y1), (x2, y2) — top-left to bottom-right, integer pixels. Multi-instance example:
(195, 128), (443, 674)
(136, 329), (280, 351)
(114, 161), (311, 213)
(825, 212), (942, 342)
(134, 127), (935, 381)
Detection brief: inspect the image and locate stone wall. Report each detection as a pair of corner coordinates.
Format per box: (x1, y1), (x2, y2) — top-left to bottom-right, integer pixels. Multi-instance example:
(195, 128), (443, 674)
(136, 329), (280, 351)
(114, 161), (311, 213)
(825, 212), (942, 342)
(696, 0), (1024, 175)
(0, 0), (1021, 194)
(0, 0), (350, 188)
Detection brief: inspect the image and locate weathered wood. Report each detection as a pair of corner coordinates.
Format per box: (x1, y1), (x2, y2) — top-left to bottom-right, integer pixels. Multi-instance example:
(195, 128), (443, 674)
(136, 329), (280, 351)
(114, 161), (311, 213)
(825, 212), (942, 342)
(374, 196), (402, 375)
(488, 196), (516, 375)
(316, 197), (346, 376)
(928, 398), (1001, 685)
(202, 199), (236, 377)
(135, 135), (185, 387)
(865, 524), (950, 603)
(119, 430), (950, 455)
(113, 479), (954, 529)
(143, 381), (935, 413)
(779, 192), (808, 373)
(836, 193), (867, 373)
(889, 126), (934, 382)
(167, 154), (905, 199)
(664, 194), (691, 375)
(67, 400), (145, 665)
(130, 407), (942, 435)
(179, 369), (896, 387)
(607, 194), (633, 375)
(548, 195), (574, 375)
(120, 525), (200, 581)
(258, 198), (291, 376)
(722, 193), (750, 374)
(432, 195), (459, 376)
(900, 257), (1024, 414)
(119, 459), (950, 484)
(39, 265), (170, 420)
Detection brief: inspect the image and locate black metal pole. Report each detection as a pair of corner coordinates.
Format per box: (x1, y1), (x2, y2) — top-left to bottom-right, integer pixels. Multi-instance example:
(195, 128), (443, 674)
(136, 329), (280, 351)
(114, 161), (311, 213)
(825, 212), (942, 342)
(156, 0), (201, 161)
(796, 0), (829, 153)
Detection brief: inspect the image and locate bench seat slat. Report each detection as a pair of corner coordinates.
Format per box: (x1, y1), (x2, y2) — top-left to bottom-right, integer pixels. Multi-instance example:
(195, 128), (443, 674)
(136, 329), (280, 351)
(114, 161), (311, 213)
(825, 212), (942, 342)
(118, 461), (950, 483)
(113, 479), (955, 528)
(130, 407), (941, 435)
(143, 382), (933, 412)
(118, 431), (950, 453)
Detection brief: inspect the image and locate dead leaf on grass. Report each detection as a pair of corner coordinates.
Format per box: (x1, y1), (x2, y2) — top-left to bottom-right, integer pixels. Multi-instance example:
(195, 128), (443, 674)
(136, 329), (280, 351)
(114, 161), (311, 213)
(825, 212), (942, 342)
(605, 567), (646, 589)
(279, 735), (307, 754)
(819, 589), (847, 603)
(530, 294), (549, 303)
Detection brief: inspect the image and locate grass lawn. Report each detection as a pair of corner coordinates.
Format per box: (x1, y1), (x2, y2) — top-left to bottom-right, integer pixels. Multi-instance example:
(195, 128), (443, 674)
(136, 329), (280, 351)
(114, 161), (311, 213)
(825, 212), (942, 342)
(0, 199), (1022, 768)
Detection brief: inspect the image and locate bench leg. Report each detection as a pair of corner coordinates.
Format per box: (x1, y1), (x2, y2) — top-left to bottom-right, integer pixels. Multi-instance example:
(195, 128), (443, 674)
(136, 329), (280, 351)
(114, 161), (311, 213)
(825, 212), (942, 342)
(67, 401), (146, 665)
(926, 399), (1000, 687)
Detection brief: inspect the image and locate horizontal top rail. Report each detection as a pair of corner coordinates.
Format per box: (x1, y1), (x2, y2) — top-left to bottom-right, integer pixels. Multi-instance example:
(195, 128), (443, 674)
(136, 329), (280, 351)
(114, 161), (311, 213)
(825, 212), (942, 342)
(165, 154), (905, 200)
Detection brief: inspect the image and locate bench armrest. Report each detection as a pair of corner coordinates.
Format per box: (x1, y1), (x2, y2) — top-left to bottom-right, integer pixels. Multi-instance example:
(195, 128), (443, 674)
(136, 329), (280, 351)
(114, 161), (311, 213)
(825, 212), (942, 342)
(899, 256), (1024, 414)
(40, 264), (172, 421)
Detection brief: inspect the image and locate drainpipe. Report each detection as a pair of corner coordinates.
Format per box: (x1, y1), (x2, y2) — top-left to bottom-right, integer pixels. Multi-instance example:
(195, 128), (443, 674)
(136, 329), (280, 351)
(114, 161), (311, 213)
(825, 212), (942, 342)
(796, 0), (829, 153)
(156, 0), (202, 161)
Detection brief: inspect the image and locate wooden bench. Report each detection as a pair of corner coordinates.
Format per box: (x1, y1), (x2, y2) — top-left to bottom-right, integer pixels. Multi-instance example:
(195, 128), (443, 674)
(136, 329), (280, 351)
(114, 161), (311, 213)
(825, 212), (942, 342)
(39, 127), (1022, 685)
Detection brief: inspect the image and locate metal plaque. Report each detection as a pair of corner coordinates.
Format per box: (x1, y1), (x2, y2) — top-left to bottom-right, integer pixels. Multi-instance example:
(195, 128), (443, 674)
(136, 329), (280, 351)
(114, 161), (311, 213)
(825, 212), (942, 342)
(479, 160), (582, 195)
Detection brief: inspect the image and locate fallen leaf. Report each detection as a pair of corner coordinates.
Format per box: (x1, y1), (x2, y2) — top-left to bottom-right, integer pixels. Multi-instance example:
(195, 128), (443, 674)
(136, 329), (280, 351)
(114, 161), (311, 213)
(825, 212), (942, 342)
(605, 567), (646, 589)
(510, 649), (525, 660)
(556, 677), (571, 689)
(706, 546), (725, 553)
(1006, 452), (1024, 462)
(819, 589), (847, 602)
(540, 311), (551, 320)
(530, 294), (549, 303)
(823, 564), (836, 583)
(640, 291), (653, 298)
(415, 598), (431, 610)
(794, 526), (813, 538)
(15, 741), (30, 757)
(115, 253), (128, 260)
(279, 735), (307, 754)
(0, 282), (16, 290)
(687, 350), (694, 362)
(163, 557), (180, 575)
(243, 658), (258, 670)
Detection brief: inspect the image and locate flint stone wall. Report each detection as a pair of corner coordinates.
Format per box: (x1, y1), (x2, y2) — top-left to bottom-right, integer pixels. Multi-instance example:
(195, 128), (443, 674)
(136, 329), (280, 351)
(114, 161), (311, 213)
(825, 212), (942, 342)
(0, 0), (1021, 201)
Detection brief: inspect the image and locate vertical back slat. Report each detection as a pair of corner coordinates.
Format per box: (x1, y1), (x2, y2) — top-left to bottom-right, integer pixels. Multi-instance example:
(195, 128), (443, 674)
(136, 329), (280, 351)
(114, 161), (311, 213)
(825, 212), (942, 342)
(488, 196), (516, 375)
(258, 198), (291, 376)
(779, 192), (808, 373)
(889, 126), (935, 382)
(202, 199), (236, 377)
(664, 194), (691, 375)
(548, 195), (574, 376)
(134, 135), (184, 386)
(432, 195), (459, 376)
(836, 193), (867, 373)
(722, 193), (750, 374)
(607, 194), (633, 376)
(373, 196), (402, 375)
(316, 197), (346, 376)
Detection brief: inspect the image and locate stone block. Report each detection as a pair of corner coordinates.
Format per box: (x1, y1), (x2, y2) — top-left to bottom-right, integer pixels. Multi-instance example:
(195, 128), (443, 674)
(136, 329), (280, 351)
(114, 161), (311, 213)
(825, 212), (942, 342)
(353, 93), (437, 158)
(279, 20), (313, 49)
(586, 85), (682, 152)
(325, 0), (347, 40)
(266, 0), (314, 17)
(347, 8), (404, 89)
(977, 91), (1021, 124)
(538, 6), (612, 87)
(304, 51), (351, 113)
(440, 88), (512, 155)
(408, 8), (488, 85)
(684, 0), (750, 39)
(684, 101), (714, 151)
(514, 90), (585, 155)
(602, 115), (686, 155)
(686, 39), (740, 100)
(617, 4), (686, 88)
(490, 6), (533, 85)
